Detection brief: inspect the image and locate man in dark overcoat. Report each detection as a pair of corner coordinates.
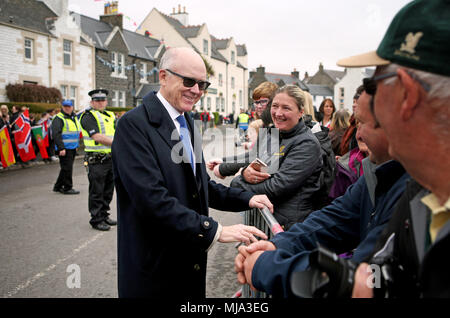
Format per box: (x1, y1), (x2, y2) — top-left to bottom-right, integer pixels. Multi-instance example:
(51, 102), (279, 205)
(112, 47), (273, 298)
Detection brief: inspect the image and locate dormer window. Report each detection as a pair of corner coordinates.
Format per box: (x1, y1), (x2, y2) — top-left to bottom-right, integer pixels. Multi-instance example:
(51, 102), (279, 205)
(203, 39), (209, 55)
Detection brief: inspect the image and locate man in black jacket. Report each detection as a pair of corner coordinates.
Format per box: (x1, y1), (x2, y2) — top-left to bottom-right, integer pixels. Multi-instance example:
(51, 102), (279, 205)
(112, 47), (273, 298)
(338, 0), (450, 297)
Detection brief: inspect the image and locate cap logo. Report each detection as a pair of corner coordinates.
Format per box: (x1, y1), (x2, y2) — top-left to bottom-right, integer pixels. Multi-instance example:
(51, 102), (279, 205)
(394, 32), (423, 61)
(400, 32), (423, 54)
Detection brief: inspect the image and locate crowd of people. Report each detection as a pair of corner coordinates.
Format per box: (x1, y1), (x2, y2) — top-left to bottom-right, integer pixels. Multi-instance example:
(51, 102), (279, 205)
(0, 105), (59, 169)
(1, 0), (447, 300)
(232, 0), (449, 299)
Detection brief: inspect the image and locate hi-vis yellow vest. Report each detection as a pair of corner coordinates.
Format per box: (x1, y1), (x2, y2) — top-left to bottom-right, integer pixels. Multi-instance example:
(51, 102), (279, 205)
(238, 113), (250, 124)
(55, 112), (80, 150)
(80, 110), (115, 153)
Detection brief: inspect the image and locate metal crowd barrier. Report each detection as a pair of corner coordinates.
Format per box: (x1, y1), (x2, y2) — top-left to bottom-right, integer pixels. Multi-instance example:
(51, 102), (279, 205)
(233, 207), (284, 298)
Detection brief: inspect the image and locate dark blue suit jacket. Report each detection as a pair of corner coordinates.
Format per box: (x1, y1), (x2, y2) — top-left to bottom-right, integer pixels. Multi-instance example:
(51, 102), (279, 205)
(112, 92), (253, 298)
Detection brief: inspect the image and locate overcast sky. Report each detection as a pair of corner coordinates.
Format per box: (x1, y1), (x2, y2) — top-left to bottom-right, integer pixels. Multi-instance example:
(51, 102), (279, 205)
(68, 0), (411, 76)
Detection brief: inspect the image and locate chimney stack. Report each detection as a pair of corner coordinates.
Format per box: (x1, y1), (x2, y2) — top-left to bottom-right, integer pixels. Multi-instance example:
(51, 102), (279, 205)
(170, 4), (189, 26)
(100, 1), (123, 30)
(291, 68), (299, 79)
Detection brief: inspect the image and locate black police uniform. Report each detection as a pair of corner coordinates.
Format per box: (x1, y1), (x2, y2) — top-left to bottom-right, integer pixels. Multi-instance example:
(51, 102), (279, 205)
(80, 110), (116, 230)
(80, 89), (116, 231)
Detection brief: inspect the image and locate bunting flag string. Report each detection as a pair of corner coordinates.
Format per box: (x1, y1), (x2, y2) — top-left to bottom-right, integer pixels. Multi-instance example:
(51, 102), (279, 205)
(96, 55), (159, 76)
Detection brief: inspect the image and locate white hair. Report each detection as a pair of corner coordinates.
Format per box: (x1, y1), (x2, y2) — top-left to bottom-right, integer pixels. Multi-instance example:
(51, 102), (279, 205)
(159, 47), (198, 70)
(379, 63), (450, 147)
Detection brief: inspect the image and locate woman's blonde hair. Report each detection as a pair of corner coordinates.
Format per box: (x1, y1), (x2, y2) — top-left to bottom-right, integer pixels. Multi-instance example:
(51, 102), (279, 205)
(330, 109), (351, 131)
(274, 85), (305, 111)
(302, 91), (316, 121)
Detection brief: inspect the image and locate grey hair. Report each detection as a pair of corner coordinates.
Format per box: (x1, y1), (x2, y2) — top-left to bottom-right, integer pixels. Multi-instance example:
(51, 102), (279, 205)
(380, 63), (450, 101)
(379, 63), (449, 147)
(274, 85), (305, 111)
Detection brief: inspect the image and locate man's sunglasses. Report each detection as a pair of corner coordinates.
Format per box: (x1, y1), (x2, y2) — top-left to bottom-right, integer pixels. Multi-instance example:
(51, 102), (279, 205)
(166, 69), (211, 91)
(363, 70), (431, 96)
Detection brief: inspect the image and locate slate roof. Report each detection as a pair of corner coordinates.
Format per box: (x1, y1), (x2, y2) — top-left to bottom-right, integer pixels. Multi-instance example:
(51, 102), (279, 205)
(264, 72), (309, 91)
(365, 68), (375, 77)
(324, 69), (345, 83)
(137, 83), (161, 99)
(72, 12), (161, 61)
(307, 84), (334, 97)
(178, 25), (202, 38)
(0, 0), (57, 35)
(156, 10), (247, 65)
(236, 44), (247, 56)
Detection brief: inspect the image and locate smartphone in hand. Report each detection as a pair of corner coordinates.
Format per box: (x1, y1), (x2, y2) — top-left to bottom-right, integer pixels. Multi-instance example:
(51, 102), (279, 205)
(251, 158), (268, 173)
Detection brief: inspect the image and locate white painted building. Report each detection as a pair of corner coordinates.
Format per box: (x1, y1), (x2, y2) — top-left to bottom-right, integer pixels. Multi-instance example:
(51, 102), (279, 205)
(0, 0), (95, 110)
(137, 6), (249, 116)
(334, 67), (375, 113)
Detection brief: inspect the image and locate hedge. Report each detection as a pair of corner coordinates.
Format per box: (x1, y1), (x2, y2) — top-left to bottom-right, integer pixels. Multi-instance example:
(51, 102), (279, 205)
(6, 83), (62, 103)
(0, 102), (60, 114)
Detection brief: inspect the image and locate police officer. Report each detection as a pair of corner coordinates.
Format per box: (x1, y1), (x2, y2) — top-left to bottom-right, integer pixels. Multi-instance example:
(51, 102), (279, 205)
(235, 108), (250, 144)
(52, 100), (81, 195)
(80, 89), (116, 231)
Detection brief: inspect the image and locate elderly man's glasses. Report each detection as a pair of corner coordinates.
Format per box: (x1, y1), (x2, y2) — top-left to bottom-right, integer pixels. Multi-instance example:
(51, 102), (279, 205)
(253, 99), (269, 107)
(363, 70), (431, 96)
(166, 69), (211, 91)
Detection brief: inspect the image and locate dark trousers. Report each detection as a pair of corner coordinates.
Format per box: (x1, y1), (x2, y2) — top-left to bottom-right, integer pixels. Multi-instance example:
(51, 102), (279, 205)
(54, 149), (76, 191)
(87, 159), (114, 226)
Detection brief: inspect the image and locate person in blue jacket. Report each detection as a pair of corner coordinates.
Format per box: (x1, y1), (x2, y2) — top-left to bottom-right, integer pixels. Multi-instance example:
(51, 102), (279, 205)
(235, 83), (410, 297)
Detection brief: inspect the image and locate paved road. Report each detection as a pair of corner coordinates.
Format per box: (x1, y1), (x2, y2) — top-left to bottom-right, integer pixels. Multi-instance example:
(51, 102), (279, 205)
(0, 125), (246, 298)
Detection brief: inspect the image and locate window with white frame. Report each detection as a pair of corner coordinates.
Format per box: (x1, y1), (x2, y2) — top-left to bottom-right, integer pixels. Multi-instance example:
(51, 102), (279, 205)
(207, 97), (211, 111)
(112, 90), (118, 106)
(218, 73), (223, 87)
(112, 90), (126, 107)
(63, 40), (72, 66)
(221, 98), (225, 112)
(239, 90), (243, 107)
(231, 51), (235, 64)
(140, 62), (147, 82)
(203, 39), (208, 55)
(60, 85), (67, 100)
(215, 97), (219, 112)
(24, 38), (34, 60)
(231, 77), (235, 89)
(70, 86), (77, 106)
(111, 52), (126, 77)
(60, 85), (77, 106)
(119, 91), (126, 107)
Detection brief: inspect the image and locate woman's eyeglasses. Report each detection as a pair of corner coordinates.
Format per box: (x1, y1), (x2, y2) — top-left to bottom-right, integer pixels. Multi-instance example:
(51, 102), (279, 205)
(166, 69), (211, 91)
(253, 99), (269, 107)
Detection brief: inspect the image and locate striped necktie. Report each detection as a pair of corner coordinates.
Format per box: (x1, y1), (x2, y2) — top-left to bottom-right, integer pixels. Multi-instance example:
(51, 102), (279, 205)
(176, 115), (195, 174)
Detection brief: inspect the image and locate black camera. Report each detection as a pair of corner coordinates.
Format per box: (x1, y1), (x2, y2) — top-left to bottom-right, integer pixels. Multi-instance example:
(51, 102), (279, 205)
(290, 245), (397, 298)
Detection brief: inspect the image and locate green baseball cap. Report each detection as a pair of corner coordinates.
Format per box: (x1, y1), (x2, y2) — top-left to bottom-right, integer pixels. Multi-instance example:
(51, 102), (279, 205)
(337, 0), (450, 77)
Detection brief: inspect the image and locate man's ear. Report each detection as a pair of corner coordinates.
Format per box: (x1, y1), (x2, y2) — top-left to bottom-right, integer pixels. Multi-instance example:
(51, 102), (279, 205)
(159, 69), (166, 86)
(397, 68), (421, 121)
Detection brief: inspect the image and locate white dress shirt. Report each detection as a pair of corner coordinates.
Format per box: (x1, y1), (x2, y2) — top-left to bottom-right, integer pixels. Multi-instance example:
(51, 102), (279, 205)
(156, 91), (222, 251)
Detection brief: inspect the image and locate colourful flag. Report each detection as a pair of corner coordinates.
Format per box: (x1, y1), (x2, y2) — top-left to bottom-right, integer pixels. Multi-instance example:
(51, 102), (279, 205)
(31, 126), (49, 159)
(12, 109), (36, 162)
(42, 120), (49, 147)
(0, 126), (16, 168)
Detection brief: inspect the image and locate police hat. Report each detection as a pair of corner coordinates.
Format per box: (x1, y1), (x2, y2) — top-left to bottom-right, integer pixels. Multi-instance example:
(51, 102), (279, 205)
(62, 100), (74, 107)
(88, 89), (109, 101)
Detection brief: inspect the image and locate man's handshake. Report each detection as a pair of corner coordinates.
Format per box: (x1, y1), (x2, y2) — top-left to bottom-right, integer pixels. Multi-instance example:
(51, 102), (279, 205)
(234, 240), (276, 290)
